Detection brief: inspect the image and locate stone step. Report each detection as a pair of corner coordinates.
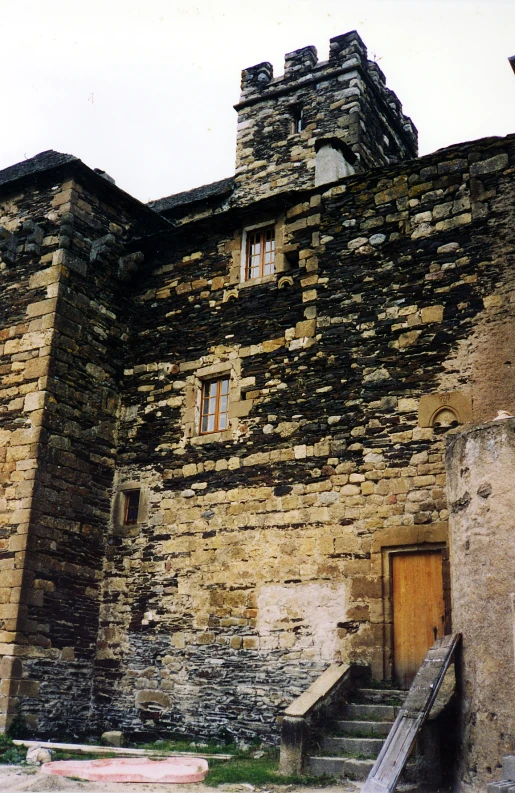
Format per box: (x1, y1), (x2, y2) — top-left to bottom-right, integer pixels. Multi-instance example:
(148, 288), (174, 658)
(332, 719), (393, 737)
(503, 757), (515, 781)
(305, 755), (374, 780)
(343, 702), (398, 721)
(349, 688), (407, 705)
(321, 735), (384, 758)
(306, 754), (418, 783)
(488, 783), (515, 793)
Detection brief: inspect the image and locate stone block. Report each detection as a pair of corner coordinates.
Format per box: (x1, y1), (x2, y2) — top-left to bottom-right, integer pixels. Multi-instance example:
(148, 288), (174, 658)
(262, 338), (284, 353)
(229, 399), (252, 418)
(0, 656), (22, 680)
(418, 391), (472, 427)
(18, 679), (40, 697)
(375, 184), (408, 205)
(398, 398), (418, 413)
(470, 153), (508, 176)
(26, 298), (58, 319)
(421, 305), (444, 323)
(295, 319), (316, 338)
(24, 391), (46, 412)
(101, 731), (124, 747)
(435, 213), (471, 231)
(503, 756), (515, 781)
(135, 690), (171, 709)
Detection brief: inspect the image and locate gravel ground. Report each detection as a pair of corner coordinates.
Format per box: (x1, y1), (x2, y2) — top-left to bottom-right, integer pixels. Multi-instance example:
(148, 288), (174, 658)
(0, 765), (360, 793)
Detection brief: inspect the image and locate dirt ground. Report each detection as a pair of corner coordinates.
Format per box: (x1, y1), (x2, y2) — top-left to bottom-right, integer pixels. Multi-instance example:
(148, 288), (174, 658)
(0, 765), (361, 793)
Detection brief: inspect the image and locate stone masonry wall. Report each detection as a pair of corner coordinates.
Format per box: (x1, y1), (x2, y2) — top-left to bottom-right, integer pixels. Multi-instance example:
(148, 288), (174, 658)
(0, 166), (163, 736)
(446, 419), (515, 790)
(91, 133), (515, 742)
(234, 31), (417, 206)
(0, 180), (69, 731)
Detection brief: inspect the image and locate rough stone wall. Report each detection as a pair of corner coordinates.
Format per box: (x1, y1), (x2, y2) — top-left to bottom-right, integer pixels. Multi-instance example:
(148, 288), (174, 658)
(0, 181), (71, 731)
(446, 419), (515, 790)
(234, 31), (417, 205)
(90, 133), (515, 742)
(18, 177), (134, 736)
(0, 168), (162, 736)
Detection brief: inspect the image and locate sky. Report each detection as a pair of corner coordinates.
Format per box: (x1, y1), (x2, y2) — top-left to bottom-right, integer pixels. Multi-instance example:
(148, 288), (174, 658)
(1, 0), (515, 204)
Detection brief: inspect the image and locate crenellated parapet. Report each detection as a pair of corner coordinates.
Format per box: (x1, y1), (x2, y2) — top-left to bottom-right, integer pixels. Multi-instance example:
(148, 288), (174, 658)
(240, 61), (274, 93)
(234, 30), (418, 204)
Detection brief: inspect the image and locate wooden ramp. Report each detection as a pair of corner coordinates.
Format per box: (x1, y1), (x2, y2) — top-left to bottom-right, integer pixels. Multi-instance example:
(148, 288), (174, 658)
(362, 633), (461, 793)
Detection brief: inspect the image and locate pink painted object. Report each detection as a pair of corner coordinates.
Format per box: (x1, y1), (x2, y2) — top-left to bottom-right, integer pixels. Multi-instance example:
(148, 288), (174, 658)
(41, 756), (209, 783)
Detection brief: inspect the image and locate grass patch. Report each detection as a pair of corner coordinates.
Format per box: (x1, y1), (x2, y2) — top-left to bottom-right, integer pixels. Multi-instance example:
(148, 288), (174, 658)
(0, 734), (26, 765)
(206, 754), (336, 787)
(138, 739), (238, 755)
(53, 750), (116, 762)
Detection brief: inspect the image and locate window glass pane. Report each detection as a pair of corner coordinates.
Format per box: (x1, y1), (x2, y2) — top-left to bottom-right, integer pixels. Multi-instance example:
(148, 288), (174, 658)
(221, 378), (230, 394)
(219, 413), (228, 430)
(207, 414), (215, 432)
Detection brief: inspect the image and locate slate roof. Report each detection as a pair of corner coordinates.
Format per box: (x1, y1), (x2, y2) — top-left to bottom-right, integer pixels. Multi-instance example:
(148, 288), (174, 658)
(0, 150), (78, 188)
(149, 176), (235, 213)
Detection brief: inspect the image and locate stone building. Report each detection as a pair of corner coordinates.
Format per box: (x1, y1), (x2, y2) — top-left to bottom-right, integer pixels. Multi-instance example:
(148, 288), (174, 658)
(1, 29), (515, 790)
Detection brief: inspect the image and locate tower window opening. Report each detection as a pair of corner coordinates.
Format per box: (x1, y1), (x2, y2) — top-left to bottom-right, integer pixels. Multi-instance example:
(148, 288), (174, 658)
(291, 107), (303, 134)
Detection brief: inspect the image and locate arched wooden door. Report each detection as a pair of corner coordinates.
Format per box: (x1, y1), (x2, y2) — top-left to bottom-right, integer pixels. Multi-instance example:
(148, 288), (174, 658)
(392, 550), (445, 688)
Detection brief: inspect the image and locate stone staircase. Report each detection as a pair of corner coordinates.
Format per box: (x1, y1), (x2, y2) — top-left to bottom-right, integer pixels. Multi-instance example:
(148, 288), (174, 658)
(488, 756), (515, 793)
(306, 684), (407, 779)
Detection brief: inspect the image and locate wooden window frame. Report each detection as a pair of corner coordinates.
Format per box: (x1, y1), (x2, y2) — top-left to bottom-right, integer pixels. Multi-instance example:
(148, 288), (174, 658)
(123, 489), (141, 525)
(245, 225), (275, 280)
(200, 376), (230, 435)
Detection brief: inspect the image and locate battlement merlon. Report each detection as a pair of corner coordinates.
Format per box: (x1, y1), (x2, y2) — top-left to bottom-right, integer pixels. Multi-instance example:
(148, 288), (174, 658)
(236, 30), (418, 155)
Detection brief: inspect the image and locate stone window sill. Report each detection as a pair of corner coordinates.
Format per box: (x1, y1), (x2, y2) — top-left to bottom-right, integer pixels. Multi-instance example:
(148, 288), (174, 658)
(190, 430), (233, 446)
(238, 273), (276, 290)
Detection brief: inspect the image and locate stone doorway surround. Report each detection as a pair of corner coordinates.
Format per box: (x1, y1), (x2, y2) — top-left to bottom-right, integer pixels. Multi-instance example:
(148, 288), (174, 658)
(369, 523), (451, 682)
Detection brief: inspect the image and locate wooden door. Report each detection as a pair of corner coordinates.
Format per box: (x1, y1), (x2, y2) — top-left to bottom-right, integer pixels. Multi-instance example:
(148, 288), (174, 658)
(392, 550), (445, 688)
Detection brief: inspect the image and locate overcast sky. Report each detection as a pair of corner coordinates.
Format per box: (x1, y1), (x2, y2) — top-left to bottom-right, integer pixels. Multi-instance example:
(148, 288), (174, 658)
(1, 0), (515, 203)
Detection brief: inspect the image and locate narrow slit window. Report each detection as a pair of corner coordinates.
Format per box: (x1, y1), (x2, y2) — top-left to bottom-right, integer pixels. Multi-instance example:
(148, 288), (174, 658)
(200, 376), (230, 434)
(246, 226), (275, 280)
(291, 107), (303, 134)
(124, 490), (140, 525)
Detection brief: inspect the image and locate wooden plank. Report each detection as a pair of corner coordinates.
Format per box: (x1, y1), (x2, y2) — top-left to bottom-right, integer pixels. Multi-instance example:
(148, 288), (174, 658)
(362, 633), (461, 793)
(12, 740), (233, 760)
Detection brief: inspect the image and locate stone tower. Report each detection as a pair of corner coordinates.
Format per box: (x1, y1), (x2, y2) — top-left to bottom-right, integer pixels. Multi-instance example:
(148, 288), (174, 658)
(234, 30), (418, 203)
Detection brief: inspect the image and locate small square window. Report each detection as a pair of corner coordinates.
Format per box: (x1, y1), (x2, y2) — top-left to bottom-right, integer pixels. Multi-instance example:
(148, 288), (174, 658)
(200, 377), (230, 434)
(123, 490), (141, 525)
(246, 226), (275, 280)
